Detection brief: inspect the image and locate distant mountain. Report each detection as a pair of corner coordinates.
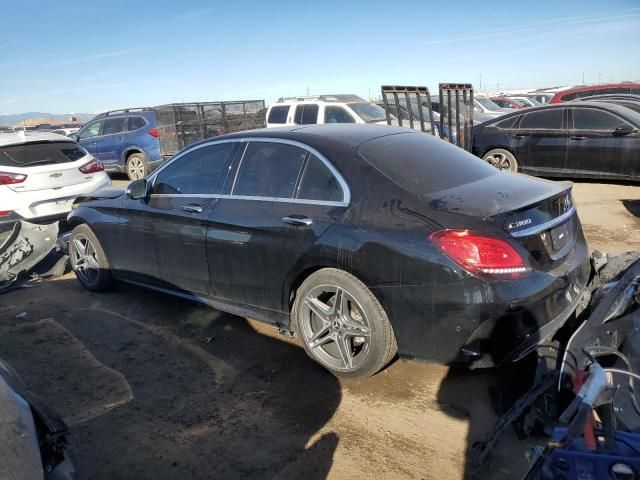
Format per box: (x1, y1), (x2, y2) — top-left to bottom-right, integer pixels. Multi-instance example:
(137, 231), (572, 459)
(0, 112), (94, 126)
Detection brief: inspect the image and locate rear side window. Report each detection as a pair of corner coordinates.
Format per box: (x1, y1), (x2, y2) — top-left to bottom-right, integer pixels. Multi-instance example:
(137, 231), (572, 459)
(102, 117), (127, 135)
(234, 142), (306, 198)
(324, 106), (355, 124)
(152, 143), (234, 195)
(0, 142), (87, 167)
(572, 108), (629, 130)
(492, 116), (519, 129)
(519, 109), (563, 129)
(359, 132), (496, 193)
(296, 154), (343, 202)
(267, 106), (289, 124)
(294, 104), (319, 125)
(128, 116), (147, 131)
(562, 90), (595, 101)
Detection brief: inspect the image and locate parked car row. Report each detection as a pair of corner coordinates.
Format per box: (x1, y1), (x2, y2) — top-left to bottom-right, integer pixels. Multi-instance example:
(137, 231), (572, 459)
(473, 96), (640, 182)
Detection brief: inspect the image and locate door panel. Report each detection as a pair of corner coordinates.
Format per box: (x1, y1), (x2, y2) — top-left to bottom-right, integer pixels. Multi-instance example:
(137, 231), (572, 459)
(519, 108), (568, 174)
(206, 199), (338, 312)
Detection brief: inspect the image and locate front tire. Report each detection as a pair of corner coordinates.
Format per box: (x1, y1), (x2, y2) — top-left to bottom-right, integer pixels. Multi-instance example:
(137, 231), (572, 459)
(482, 148), (518, 172)
(292, 268), (397, 378)
(69, 224), (113, 292)
(126, 153), (149, 181)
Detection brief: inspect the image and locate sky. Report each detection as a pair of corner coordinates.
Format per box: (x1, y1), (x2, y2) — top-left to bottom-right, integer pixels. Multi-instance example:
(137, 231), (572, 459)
(0, 0), (639, 114)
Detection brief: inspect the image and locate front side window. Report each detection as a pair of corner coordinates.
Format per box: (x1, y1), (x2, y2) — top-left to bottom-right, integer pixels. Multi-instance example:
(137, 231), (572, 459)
(296, 154), (343, 202)
(102, 117), (127, 136)
(324, 106), (355, 124)
(519, 109), (563, 129)
(77, 121), (102, 139)
(294, 104), (319, 125)
(572, 108), (630, 130)
(233, 142), (307, 198)
(152, 143), (234, 195)
(267, 106), (289, 124)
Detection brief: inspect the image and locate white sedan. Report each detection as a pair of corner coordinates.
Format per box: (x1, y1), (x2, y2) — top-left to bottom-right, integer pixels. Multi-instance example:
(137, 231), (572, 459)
(0, 132), (111, 235)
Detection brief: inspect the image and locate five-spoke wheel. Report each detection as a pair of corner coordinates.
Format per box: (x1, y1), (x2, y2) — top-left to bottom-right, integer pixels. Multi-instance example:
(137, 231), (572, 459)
(482, 148), (518, 172)
(69, 224), (113, 291)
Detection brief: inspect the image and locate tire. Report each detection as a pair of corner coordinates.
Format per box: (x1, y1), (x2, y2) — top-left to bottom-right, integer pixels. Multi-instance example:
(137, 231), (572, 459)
(69, 224), (113, 292)
(126, 152), (149, 181)
(291, 268), (397, 378)
(482, 148), (518, 172)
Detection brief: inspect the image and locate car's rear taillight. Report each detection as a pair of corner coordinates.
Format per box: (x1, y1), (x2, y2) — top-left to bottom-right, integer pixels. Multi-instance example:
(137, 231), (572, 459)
(148, 128), (159, 138)
(79, 159), (104, 174)
(0, 210), (11, 217)
(0, 172), (27, 185)
(430, 229), (531, 280)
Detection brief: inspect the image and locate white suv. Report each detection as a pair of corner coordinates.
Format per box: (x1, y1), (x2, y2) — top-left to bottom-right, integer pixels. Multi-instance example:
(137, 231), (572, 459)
(0, 132), (111, 234)
(266, 95), (390, 128)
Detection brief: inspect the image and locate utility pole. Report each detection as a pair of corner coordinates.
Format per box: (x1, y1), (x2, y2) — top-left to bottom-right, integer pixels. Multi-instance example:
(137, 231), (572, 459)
(582, 72), (585, 85)
(598, 73), (601, 85)
(306, 85), (310, 96)
(496, 82), (500, 93)
(479, 73), (482, 92)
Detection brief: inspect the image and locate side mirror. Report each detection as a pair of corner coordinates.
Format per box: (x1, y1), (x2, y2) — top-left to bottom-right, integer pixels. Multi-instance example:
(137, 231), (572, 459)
(613, 125), (634, 136)
(126, 179), (149, 200)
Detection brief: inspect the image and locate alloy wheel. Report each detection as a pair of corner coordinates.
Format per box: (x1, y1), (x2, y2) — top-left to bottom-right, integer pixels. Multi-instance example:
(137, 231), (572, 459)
(71, 234), (100, 285)
(299, 285), (372, 372)
(484, 151), (513, 170)
(127, 157), (145, 180)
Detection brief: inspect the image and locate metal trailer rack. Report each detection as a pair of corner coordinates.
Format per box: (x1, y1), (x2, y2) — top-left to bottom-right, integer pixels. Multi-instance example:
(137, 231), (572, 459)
(380, 86), (437, 136)
(154, 100), (266, 158)
(438, 83), (474, 151)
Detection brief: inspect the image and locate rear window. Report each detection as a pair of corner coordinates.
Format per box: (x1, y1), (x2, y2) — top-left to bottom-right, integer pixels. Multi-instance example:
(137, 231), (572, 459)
(491, 116), (519, 129)
(358, 132), (496, 193)
(0, 141), (87, 167)
(294, 104), (319, 125)
(268, 106), (289, 124)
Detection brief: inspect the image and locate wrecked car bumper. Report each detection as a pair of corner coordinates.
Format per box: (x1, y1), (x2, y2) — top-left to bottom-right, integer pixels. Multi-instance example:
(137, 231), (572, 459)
(373, 250), (591, 367)
(0, 359), (78, 480)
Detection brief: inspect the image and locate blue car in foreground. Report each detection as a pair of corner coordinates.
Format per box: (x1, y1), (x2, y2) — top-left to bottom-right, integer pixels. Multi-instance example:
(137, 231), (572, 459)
(74, 108), (162, 180)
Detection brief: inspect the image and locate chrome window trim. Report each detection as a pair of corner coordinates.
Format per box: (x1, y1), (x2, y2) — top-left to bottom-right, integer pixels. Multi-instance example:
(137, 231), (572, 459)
(148, 136), (350, 207)
(510, 206), (576, 238)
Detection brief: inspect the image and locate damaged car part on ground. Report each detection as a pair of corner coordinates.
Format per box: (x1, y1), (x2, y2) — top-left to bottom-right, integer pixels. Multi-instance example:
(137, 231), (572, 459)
(473, 252), (640, 477)
(0, 358), (77, 479)
(67, 124), (591, 378)
(0, 220), (60, 292)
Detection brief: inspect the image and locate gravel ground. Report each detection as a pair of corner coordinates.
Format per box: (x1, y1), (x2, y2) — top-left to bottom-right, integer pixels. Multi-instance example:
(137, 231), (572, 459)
(0, 179), (638, 480)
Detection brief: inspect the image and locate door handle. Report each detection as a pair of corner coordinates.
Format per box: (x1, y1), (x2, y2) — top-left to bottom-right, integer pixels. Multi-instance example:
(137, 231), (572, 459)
(282, 216), (313, 226)
(181, 204), (203, 213)
(570, 136), (586, 141)
(513, 134), (528, 139)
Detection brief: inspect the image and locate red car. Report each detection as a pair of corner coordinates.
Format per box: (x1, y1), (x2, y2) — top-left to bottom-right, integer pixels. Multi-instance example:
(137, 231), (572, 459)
(490, 97), (524, 109)
(549, 83), (640, 103)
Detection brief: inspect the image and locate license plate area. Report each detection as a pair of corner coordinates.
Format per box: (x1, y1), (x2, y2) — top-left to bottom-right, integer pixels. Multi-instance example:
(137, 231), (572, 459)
(541, 215), (577, 260)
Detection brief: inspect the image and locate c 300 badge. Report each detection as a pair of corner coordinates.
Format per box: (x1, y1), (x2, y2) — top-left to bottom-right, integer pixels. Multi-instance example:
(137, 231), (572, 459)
(49, 172), (62, 178)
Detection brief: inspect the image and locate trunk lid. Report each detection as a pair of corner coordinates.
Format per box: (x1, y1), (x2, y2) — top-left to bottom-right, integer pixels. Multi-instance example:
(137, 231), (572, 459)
(1, 141), (95, 192)
(422, 172), (578, 270)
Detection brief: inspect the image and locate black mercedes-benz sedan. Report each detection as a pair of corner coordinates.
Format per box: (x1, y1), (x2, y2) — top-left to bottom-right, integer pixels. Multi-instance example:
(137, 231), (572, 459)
(472, 102), (640, 182)
(67, 124), (591, 378)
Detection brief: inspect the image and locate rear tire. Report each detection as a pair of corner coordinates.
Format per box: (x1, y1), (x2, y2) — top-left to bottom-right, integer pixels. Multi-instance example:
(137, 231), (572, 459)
(69, 224), (113, 292)
(126, 153), (149, 181)
(291, 268), (397, 378)
(483, 148), (518, 172)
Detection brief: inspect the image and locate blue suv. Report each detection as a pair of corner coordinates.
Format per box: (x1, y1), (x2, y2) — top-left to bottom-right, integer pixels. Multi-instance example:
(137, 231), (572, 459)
(73, 108), (162, 180)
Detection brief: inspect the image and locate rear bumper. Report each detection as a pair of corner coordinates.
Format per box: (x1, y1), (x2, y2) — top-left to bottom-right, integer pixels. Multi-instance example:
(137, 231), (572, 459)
(372, 235), (592, 367)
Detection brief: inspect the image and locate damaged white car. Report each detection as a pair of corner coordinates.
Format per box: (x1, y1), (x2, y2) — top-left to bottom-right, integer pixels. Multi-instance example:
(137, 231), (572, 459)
(0, 131), (111, 246)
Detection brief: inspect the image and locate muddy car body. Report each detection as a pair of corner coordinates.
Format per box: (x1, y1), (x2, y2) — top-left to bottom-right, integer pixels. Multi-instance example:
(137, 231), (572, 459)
(68, 125), (591, 376)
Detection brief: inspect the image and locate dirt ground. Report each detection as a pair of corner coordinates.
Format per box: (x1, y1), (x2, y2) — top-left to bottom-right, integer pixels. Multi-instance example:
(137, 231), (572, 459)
(0, 180), (638, 480)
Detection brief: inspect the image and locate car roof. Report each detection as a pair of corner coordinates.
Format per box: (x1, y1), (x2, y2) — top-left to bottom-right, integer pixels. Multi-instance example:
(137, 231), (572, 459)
(554, 83), (640, 95)
(188, 124), (415, 150)
(0, 131), (76, 147)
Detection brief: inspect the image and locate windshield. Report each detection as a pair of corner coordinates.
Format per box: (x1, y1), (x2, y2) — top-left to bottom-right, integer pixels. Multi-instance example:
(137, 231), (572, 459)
(348, 102), (387, 123)
(475, 97), (501, 110)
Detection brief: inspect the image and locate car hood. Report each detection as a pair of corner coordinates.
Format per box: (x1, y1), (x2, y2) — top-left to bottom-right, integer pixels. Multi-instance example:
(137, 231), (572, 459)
(420, 171), (570, 218)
